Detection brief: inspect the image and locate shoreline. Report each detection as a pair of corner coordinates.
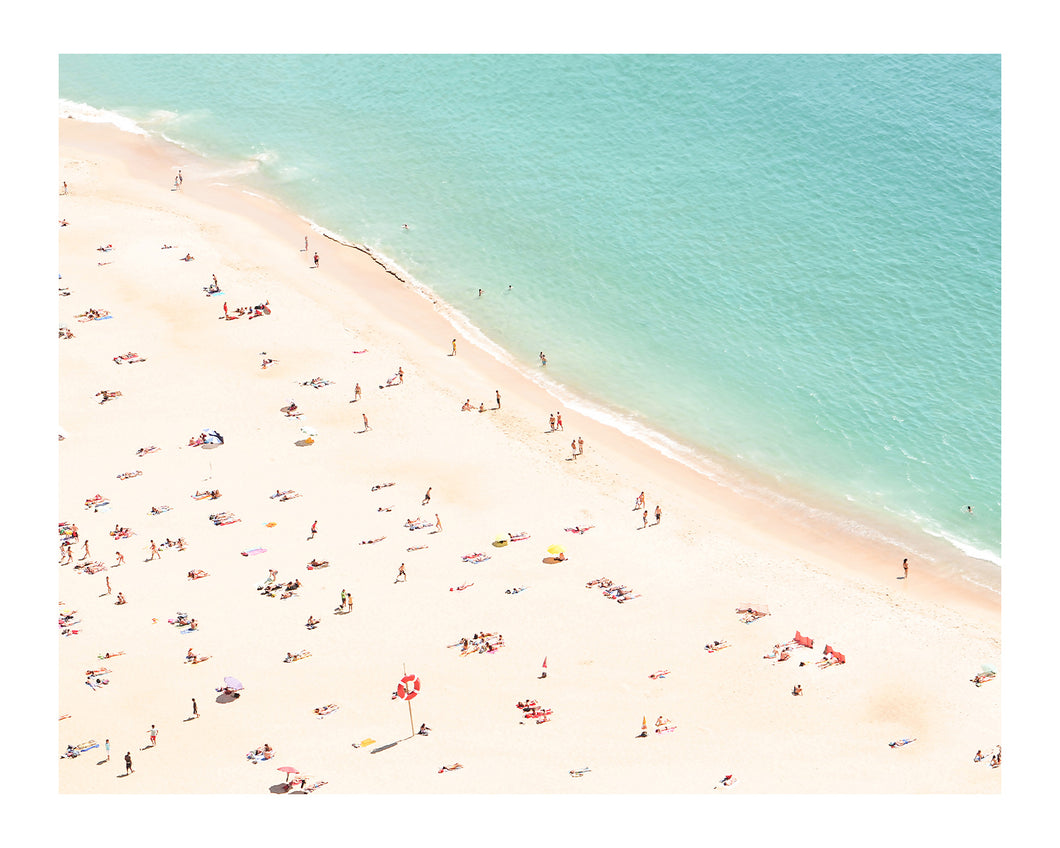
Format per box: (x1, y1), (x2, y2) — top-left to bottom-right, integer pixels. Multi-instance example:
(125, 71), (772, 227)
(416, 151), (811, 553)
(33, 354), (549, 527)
(57, 115), (1000, 796)
(57, 97), (1002, 577)
(63, 114), (999, 619)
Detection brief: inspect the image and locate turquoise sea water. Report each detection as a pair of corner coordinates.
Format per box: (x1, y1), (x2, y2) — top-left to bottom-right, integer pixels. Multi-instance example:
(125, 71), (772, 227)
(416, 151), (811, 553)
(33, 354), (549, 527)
(58, 54), (1002, 569)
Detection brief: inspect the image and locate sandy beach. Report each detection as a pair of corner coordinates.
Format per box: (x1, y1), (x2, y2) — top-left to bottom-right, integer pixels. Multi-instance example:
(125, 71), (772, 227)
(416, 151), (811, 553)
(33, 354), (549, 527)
(55, 116), (1001, 801)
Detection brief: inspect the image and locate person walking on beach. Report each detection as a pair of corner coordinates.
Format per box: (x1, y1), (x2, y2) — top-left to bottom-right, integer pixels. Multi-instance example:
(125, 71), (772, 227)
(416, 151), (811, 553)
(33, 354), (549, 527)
(557, 413), (564, 431)
(191, 698), (198, 719)
(304, 235), (309, 252)
(105, 575), (111, 595)
(642, 510), (649, 529)
(496, 390), (501, 409)
(104, 739), (110, 762)
(395, 563), (407, 582)
(309, 520), (318, 540)
(654, 504), (661, 525)
(80, 539), (90, 561)
(571, 439), (578, 460)
(148, 725), (158, 747)
(362, 413), (371, 431)
(451, 339), (457, 356)
(148, 540), (160, 561)
(115, 550), (124, 567)
(313, 251), (319, 267)
(903, 558), (909, 579)
(422, 487), (432, 506)
(578, 437), (584, 455)
(435, 513), (442, 532)
(354, 382), (362, 401)
(549, 413), (556, 431)
(124, 752), (133, 775)
(340, 588), (347, 611)
(62, 181), (68, 195)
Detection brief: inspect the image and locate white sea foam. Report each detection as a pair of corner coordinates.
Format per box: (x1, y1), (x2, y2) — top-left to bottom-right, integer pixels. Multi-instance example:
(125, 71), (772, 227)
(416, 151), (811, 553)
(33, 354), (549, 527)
(59, 100), (148, 136)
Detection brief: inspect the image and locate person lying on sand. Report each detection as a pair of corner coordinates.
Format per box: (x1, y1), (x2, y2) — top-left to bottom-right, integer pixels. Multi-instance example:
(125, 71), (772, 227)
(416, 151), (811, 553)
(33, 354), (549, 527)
(306, 616), (320, 629)
(438, 763), (463, 773)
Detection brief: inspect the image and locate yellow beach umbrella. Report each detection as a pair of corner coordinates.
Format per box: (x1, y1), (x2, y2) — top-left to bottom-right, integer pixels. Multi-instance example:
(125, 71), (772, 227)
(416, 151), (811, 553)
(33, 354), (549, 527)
(546, 544), (565, 556)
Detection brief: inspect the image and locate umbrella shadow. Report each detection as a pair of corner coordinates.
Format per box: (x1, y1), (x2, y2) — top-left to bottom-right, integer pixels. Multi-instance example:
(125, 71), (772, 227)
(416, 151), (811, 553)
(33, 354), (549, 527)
(215, 692), (241, 704)
(370, 740), (401, 754)
(542, 557), (565, 564)
(268, 782), (292, 794)
(294, 439), (313, 447)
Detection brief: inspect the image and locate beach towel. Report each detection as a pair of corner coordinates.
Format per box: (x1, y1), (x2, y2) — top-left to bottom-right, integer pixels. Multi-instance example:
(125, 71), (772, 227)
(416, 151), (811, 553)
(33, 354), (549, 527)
(241, 548), (267, 556)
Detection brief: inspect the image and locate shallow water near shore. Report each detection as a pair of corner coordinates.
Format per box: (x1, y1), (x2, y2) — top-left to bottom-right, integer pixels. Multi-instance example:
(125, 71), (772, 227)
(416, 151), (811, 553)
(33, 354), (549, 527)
(58, 53), (1001, 570)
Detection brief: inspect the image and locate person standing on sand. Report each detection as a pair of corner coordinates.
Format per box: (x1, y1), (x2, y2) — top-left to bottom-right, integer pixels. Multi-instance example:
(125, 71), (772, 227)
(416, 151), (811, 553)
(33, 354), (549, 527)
(104, 739), (110, 761)
(149, 725), (158, 747)
(571, 439), (578, 460)
(149, 540), (160, 561)
(549, 414), (556, 431)
(191, 698), (198, 719)
(643, 510), (649, 529)
(340, 589), (347, 610)
(422, 487), (432, 506)
(578, 437), (584, 455)
(304, 236), (308, 252)
(310, 520), (318, 539)
(451, 339), (457, 356)
(654, 504), (661, 525)
(354, 383), (362, 401)
(80, 539), (90, 561)
(362, 413), (371, 431)
(395, 563), (407, 582)
(124, 751), (133, 775)
(105, 575), (111, 595)
(903, 558), (909, 579)
(556, 413), (564, 431)
(435, 514), (442, 532)
(313, 252), (319, 267)
(496, 390), (501, 409)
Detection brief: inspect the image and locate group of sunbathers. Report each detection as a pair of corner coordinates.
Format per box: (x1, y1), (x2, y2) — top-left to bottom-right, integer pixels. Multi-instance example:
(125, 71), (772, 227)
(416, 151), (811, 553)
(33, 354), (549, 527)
(62, 741), (99, 758)
(270, 489), (301, 501)
(405, 516), (434, 531)
(224, 301), (271, 319)
(169, 612), (198, 630)
(246, 743), (273, 762)
(185, 647), (210, 663)
(113, 351), (145, 364)
(96, 390), (122, 403)
(59, 325), (74, 339)
(77, 308), (110, 321)
(516, 699), (552, 724)
(301, 376), (331, 388)
(586, 577), (640, 603)
(460, 399), (487, 412)
(209, 512), (239, 526)
(259, 578), (301, 599)
(193, 489), (221, 500)
(449, 632), (505, 655)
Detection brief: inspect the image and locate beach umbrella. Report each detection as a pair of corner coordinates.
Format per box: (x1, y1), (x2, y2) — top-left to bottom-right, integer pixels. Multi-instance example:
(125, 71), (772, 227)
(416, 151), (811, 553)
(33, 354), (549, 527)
(546, 544), (565, 556)
(223, 676), (243, 691)
(277, 765), (299, 783)
(202, 428), (224, 445)
(981, 663), (997, 675)
(493, 535), (509, 547)
(300, 425), (318, 437)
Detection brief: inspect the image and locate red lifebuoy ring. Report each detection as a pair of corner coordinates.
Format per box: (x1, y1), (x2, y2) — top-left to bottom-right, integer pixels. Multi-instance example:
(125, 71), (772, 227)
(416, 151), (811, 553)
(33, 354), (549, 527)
(396, 673), (421, 701)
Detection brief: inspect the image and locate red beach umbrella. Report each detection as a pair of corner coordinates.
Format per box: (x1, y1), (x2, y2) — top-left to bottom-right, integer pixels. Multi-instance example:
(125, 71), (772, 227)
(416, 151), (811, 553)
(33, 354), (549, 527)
(277, 766), (299, 783)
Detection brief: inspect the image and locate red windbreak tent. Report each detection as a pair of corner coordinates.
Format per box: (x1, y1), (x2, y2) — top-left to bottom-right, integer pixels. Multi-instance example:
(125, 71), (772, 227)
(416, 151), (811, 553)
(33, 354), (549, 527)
(794, 631), (813, 649)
